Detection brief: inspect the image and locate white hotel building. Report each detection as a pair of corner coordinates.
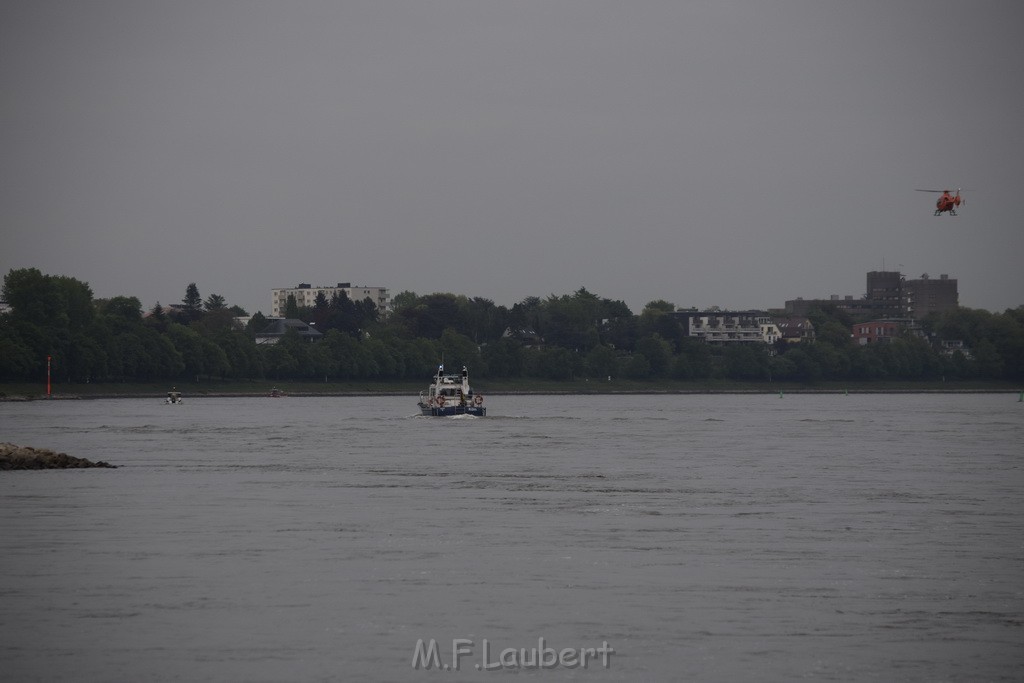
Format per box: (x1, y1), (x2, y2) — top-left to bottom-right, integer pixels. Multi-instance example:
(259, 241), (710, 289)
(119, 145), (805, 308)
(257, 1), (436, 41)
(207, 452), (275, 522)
(271, 282), (391, 318)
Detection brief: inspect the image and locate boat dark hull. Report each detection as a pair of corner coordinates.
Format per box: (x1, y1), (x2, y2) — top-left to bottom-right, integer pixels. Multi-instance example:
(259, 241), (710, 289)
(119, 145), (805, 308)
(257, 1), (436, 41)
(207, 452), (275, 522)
(418, 403), (486, 417)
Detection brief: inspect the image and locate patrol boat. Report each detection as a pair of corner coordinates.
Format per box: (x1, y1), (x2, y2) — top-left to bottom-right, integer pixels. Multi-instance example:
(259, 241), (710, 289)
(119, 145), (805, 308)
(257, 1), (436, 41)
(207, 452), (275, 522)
(417, 365), (486, 417)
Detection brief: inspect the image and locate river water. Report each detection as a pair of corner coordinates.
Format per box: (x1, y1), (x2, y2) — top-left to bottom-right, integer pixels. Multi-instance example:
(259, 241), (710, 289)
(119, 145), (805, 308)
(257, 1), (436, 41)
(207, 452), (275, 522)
(1, 393), (1021, 682)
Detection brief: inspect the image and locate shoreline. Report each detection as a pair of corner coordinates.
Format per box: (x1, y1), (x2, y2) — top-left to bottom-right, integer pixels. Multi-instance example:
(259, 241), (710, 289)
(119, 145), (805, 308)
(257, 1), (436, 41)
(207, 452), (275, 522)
(3, 386), (1021, 401)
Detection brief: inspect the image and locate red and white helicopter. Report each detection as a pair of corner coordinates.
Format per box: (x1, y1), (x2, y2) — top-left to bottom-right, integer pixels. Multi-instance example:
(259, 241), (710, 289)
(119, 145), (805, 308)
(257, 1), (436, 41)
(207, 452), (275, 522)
(915, 188), (965, 216)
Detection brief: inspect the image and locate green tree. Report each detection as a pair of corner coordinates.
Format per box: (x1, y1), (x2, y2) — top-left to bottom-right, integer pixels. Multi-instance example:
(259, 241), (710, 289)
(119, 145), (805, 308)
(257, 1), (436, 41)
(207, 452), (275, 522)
(143, 327), (185, 378)
(284, 294), (300, 319)
(817, 321), (854, 349)
(670, 353), (694, 380)
(262, 344), (298, 380)
(4, 320), (51, 377)
(401, 337), (441, 379)
(246, 311), (268, 336)
(602, 315), (638, 352)
(439, 328), (484, 375)
(102, 296), (143, 323)
(808, 304), (855, 333)
(210, 331), (260, 379)
(678, 338), (712, 378)
(535, 347), (576, 380)
(191, 308), (237, 336)
(3, 268), (94, 333)
(767, 354), (797, 381)
(182, 283), (203, 319)
(806, 342), (850, 380)
(396, 293), (462, 339)
(2, 270), (97, 381)
(638, 303), (684, 351)
(458, 296), (508, 343)
(724, 344), (768, 380)
(52, 275), (95, 332)
(988, 310), (1024, 380)
(972, 339), (1004, 379)
(508, 296), (543, 333)
(0, 335), (35, 379)
(204, 293), (227, 311)
(355, 297), (380, 328)
(783, 347), (822, 382)
(482, 336), (524, 377)
(364, 337), (403, 378)
(585, 344), (618, 379)
(311, 291), (330, 328)
(277, 328), (312, 377)
(324, 291), (360, 336)
(849, 346), (886, 379)
(307, 342), (338, 380)
(539, 288), (604, 352)
(2, 267), (52, 319)
(635, 335), (673, 377)
(321, 329), (360, 378)
(166, 323), (207, 379)
(623, 353), (651, 379)
(390, 290), (418, 313)
(940, 350), (972, 380)
(642, 300), (675, 314)
(112, 330), (145, 379)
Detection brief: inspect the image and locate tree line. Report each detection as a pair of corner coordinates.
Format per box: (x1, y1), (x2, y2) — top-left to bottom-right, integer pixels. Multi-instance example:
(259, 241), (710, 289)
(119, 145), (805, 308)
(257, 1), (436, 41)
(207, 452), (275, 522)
(2, 268), (1022, 384)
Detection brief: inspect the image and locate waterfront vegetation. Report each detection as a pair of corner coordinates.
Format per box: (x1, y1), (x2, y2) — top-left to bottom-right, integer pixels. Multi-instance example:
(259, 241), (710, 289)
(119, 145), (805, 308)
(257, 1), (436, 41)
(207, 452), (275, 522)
(2, 268), (1023, 395)
(1, 379), (1021, 401)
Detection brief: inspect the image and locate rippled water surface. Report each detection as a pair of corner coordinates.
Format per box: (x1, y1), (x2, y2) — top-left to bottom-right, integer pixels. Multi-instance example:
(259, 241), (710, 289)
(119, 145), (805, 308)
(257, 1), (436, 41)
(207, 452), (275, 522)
(1, 393), (1022, 681)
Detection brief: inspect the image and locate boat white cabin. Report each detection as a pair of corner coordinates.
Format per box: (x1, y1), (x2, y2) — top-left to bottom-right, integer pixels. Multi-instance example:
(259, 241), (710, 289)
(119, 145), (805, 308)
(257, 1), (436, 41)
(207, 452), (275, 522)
(417, 365), (486, 416)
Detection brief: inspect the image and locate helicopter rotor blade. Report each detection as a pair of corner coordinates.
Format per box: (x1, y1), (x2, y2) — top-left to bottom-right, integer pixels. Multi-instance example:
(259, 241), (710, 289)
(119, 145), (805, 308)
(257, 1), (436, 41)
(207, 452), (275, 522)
(914, 189), (945, 193)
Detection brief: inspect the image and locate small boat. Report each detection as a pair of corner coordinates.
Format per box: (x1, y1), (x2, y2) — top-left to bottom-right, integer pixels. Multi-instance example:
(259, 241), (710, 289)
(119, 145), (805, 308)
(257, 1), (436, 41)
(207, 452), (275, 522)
(165, 389), (183, 404)
(269, 387), (284, 398)
(418, 365), (486, 417)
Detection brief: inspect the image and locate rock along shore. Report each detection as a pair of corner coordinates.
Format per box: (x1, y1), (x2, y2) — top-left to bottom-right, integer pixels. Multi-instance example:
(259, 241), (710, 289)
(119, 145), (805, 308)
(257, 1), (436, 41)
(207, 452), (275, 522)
(0, 443), (116, 470)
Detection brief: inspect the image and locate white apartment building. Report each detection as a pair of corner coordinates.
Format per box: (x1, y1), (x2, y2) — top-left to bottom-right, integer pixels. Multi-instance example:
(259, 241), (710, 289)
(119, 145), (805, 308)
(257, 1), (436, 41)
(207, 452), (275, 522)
(676, 310), (781, 345)
(271, 282), (390, 318)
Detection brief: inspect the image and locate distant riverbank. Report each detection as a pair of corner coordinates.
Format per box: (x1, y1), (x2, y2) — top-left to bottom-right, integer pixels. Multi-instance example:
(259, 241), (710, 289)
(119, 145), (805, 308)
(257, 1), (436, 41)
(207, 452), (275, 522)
(2, 379), (1021, 400)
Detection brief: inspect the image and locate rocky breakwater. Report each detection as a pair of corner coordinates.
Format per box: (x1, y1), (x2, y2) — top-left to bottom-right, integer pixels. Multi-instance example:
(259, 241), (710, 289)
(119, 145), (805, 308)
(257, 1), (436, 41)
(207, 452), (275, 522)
(0, 443), (116, 470)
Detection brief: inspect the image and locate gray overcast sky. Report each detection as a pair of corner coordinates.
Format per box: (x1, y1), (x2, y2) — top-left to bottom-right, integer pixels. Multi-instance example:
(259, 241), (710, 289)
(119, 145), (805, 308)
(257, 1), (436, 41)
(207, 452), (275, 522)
(2, 1), (1022, 316)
